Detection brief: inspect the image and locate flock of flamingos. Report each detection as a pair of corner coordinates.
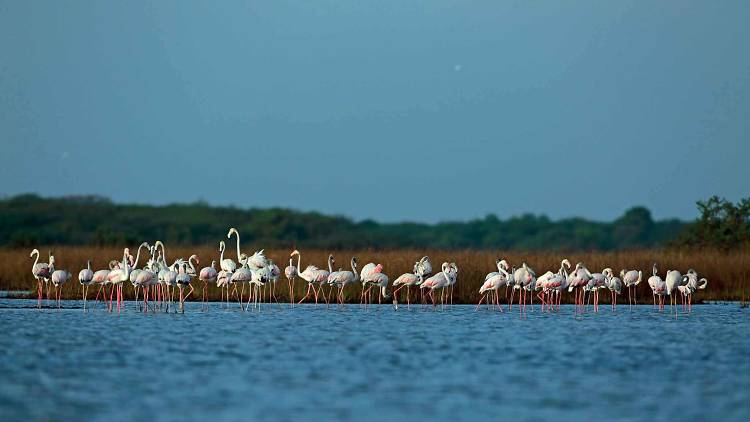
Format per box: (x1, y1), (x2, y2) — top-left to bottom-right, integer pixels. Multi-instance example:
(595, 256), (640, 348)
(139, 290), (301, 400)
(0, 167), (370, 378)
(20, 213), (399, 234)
(27, 228), (709, 314)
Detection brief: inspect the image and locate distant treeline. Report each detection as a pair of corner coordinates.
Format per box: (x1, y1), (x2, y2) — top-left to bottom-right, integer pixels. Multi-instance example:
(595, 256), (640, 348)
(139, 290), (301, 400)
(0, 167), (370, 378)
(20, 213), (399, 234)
(0, 193), (700, 251)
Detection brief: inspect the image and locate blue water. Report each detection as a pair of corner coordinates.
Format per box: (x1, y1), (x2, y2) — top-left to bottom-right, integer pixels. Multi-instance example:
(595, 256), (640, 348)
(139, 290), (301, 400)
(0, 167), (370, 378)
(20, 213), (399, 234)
(0, 300), (748, 421)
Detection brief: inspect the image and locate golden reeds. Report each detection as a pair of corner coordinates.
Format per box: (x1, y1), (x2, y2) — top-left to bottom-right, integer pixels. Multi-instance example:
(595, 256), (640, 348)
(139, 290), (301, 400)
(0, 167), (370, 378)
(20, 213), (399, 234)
(1, 247), (747, 304)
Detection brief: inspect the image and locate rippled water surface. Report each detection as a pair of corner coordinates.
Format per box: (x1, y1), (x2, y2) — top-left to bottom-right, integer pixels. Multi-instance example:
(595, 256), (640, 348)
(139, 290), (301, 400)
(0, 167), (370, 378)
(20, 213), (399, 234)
(1, 299), (748, 421)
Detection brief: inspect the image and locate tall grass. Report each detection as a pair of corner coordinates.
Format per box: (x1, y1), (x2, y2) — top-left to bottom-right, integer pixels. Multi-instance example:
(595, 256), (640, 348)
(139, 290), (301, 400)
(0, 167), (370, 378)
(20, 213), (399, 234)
(1, 247), (747, 304)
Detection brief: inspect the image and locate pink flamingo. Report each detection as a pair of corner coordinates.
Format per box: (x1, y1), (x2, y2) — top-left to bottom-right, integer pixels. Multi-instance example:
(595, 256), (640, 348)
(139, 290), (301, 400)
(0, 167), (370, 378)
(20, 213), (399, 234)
(327, 257), (359, 306)
(476, 259), (510, 311)
(199, 260), (218, 311)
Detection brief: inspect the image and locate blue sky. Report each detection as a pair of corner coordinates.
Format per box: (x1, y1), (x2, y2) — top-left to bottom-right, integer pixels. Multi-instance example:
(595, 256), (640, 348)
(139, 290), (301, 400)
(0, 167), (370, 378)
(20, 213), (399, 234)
(1, 1), (748, 222)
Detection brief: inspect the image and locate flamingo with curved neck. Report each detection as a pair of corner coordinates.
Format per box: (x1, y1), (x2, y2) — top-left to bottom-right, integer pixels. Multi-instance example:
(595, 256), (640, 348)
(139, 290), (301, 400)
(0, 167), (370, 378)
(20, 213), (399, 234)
(228, 228), (242, 262)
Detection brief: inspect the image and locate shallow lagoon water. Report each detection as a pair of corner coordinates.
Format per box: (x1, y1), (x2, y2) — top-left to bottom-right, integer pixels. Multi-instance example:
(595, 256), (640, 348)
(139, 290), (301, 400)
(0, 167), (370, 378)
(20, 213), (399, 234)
(0, 299), (748, 421)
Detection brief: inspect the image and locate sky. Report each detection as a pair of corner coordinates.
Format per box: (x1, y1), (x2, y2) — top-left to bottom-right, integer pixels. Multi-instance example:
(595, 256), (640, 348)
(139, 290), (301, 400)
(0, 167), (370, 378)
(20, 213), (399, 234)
(1, 1), (748, 223)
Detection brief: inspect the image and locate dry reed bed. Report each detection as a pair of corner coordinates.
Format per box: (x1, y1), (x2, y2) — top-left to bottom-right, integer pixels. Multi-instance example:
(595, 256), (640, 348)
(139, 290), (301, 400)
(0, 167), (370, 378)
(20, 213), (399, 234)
(1, 247), (747, 303)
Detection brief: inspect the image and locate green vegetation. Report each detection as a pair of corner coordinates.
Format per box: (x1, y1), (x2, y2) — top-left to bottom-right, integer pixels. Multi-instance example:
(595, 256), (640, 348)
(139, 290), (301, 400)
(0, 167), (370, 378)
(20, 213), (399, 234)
(0, 193), (688, 250)
(674, 196), (750, 250)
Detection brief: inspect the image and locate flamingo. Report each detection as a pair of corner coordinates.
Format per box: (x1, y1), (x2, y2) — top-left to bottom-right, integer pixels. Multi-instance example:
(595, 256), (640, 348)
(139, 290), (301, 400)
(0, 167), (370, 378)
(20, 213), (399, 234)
(267, 260), (281, 305)
(534, 270), (555, 312)
(134, 268), (157, 312)
(476, 259), (510, 311)
(292, 250), (329, 305)
(199, 260), (218, 311)
(91, 261), (116, 310)
(621, 269), (642, 310)
(392, 270), (421, 308)
(568, 262), (592, 312)
(30, 249), (54, 308)
(446, 262), (459, 307)
(420, 263), (452, 309)
(107, 250), (133, 313)
(78, 260), (94, 310)
(360, 261), (384, 306)
(176, 261), (195, 313)
(219, 241), (237, 273)
(50, 269), (71, 308)
(327, 257), (359, 306)
(604, 269), (622, 311)
(284, 258), (298, 306)
(647, 263), (666, 311)
(510, 263), (536, 313)
(230, 263), (253, 310)
(547, 259), (571, 311)
(162, 264), (179, 313)
(216, 270), (232, 308)
(247, 265), (271, 311)
(414, 256), (432, 281)
(362, 272), (390, 307)
(679, 272), (708, 312)
(585, 270), (608, 313)
(127, 242), (150, 309)
(246, 249), (269, 271)
(665, 269), (683, 313)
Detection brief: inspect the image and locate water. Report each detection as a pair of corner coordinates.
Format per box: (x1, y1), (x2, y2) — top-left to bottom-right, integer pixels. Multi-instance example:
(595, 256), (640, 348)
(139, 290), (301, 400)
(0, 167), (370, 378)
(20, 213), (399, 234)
(1, 300), (748, 421)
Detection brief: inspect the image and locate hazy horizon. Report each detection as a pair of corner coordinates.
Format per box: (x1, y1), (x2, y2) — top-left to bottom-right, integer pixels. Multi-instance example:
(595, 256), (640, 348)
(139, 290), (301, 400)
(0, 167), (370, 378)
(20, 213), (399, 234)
(2, 1), (749, 223)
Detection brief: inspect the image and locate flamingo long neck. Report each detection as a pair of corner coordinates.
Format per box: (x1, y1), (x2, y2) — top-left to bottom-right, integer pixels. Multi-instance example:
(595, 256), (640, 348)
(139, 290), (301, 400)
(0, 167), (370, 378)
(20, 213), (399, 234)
(328, 257), (333, 273)
(295, 253), (302, 274)
(87, 260), (91, 271)
(122, 256), (131, 279)
(232, 231), (241, 261)
(133, 245), (145, 269)
(157, 242), (167, 267)
(188, 257), (197, 274)
(351, 259), (359, 281)
(32, 250), (39, 268)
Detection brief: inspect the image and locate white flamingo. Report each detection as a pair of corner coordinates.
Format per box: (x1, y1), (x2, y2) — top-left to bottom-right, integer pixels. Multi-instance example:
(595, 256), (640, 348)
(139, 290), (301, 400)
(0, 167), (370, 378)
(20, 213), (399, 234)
(230, 262), (253, 310)
(284, 258), (298, 306)
(621, 269), (642, 309)
(568, 262), (592, 312)
(665, 269), (683, 313)
(227, 227), (243, 265)
(293, 250), (330, 305)
(219, 240), (237, 273)
(176, 260), (195, 313)
(647, 263), (666, 311)
(78, 260), (94, 310)
(511, 263), (536, 313)
(585, 269), (608, 313)
(50, 269), (71, 308)
(679, 271), (708, 312)
(604, 268), (622, 311)
(30, 249), (54, 308)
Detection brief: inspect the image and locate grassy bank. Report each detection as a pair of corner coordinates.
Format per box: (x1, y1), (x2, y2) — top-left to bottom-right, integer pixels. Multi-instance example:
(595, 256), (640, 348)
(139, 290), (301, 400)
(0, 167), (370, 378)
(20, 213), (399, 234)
(1, 247), (747, 304)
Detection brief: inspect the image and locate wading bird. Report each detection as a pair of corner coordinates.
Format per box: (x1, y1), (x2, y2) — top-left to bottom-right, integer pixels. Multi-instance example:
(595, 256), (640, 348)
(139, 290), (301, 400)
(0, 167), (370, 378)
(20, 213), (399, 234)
(30, 249), (54, 308)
